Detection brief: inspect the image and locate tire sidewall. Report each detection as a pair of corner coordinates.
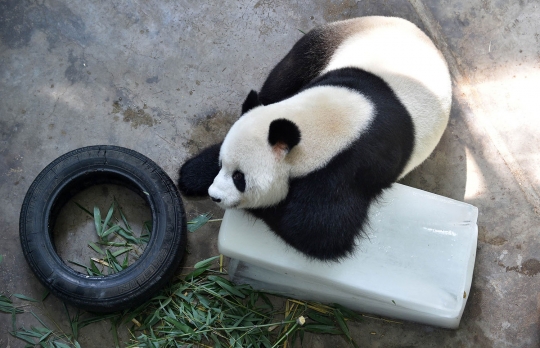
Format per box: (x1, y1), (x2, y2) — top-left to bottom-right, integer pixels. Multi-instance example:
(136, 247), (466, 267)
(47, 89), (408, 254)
(19, 146), (186, 312)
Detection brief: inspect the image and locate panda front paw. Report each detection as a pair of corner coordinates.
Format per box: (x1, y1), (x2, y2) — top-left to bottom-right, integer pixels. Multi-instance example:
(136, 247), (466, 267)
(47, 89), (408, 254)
(178, 143), (222, 197)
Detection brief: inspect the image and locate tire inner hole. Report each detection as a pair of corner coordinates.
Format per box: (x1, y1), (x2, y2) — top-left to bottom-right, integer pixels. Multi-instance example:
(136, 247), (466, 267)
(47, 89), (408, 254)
(53, 184), (152, 276)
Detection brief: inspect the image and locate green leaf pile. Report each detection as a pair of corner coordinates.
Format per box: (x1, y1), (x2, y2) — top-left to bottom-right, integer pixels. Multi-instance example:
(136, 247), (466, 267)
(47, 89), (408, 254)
(3, 256), (361, 347)
(2, 205), (363, 347)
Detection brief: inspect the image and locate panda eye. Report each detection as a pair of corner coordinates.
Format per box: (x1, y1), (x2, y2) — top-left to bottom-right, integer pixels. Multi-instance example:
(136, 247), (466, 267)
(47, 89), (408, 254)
(232, 170), (245, 192)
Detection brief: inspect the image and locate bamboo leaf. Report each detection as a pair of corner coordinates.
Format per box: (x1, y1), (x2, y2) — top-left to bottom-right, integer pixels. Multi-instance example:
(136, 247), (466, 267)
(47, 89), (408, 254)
(113, 261), (123, 272)
(10, 330), (37, 344)
(115, 199), (132, 232)
(102, 202), (115, 230)
(13, 294), (39, 302)
(164, 317), (194, 334)
(104, 252), (115, 274)
(90, 260), (102, 275)
(184, 267), (208, 281)
(96, 241), (128, 247)
(259, 293), (274, 310)
(208, 276), (246, 298)
(41, 290), (50, 302)
(15, 328), (42, 338)
(210, 333), (222, 348)
(194, 255), (219, 269)
(111, 247), (132, 258)
(107, 250), (123, 272)
(187, 213), (211, 232)
(122, 253), (129, 268)
(303, 324), (342, 334)
(333, 309), (351, 341)
(106, 250), (118, 264)
(299, 329), (305, 345)
(116, 228), (139, 244)
(88, 242), (105, 255)
(143, 220), (152, 234)
(38, 329), (52, 342)
(307, 310), (334, 325)
(33, 327), (50, 335)
(101, 225), (121, 238)
(74, 202), (93, 217)
(0, 303), (21, 316)
(93, 206), (102, 237)
(30, 311), (50, 329)
(110, 317), (120, 348)
(0, 294), (11, 304)
(260, 335), (272, 348)
(53, 341), (72, 348)
(333, 303), (362, 320)
(195, 293), (210, 309)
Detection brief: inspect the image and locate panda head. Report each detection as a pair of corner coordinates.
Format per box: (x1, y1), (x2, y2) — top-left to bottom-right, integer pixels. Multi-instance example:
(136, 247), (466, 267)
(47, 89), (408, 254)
(208, 96), (301, 209)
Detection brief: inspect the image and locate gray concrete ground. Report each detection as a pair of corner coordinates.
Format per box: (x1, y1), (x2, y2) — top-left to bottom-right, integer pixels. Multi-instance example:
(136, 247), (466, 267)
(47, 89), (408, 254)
(1, 0), (540, 347)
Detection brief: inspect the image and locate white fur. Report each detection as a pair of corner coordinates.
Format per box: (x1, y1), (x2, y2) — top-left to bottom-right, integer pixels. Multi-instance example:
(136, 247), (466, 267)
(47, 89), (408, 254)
(209, 16), (451, 208)
(323, 17), (451, 177)
(209, 86), (375, 209)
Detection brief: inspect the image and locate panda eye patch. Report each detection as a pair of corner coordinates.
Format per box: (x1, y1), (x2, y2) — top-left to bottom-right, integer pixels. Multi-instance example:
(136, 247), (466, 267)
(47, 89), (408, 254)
(232, 170), (246, 192)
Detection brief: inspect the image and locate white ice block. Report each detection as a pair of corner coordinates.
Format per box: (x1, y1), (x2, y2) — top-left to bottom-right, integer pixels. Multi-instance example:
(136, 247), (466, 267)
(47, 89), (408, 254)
(218, 183), (478, 329)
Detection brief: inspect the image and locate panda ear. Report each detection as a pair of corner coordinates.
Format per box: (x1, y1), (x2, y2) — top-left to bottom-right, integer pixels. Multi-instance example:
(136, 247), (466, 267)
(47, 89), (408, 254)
(268, 119), (301, 156)
(241, 90), (261, 115)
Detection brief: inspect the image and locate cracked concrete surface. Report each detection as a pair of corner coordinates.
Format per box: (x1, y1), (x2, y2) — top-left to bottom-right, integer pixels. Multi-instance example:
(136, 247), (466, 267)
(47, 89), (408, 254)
(1, 0), (540, 347)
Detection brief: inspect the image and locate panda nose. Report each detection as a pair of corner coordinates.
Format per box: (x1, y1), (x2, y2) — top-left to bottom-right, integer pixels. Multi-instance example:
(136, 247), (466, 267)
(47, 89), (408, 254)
(210, 196), (221, 203)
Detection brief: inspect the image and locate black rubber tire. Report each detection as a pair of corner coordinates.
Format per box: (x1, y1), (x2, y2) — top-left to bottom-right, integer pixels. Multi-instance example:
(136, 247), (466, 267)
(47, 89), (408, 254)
(19, 145), (186, 313)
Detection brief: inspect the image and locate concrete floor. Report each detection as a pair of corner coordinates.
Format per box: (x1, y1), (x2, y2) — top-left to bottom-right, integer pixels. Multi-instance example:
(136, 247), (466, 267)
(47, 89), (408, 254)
(1, 0), (540, 347)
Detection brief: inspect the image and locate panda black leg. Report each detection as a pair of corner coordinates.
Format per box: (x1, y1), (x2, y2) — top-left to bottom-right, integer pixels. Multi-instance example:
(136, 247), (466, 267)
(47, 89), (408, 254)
(258, 27), (338, 105)
(178, 143), (222, 197)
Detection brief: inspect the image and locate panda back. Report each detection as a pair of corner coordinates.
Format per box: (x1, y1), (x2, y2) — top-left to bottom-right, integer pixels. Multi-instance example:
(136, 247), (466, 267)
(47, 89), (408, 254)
(259, 17), (451, 178)
(323, 17), (452, 177)
(257, 25), (343, 105)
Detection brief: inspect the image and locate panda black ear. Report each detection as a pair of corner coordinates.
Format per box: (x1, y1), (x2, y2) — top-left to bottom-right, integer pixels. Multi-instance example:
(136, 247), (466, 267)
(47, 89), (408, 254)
(268, 119), (301, 155)
(241, 90), (261, 115)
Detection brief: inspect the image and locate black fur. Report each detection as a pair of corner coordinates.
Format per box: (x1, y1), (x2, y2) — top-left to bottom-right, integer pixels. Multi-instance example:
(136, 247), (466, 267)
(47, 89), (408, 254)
(268, 119), (301, 151)
(178, 89), (261, 197)
(232, 171), (246, 192)
(249, 68), (414, 261)
(178, 143), (221, 197)
(242, 90), (262, 114)
(304, 67), (415, 187)
(178, 24), (339, 198)
(258, 27), (341, 105)
(177, 88), (261, 197)
(178, 27), (416, 261)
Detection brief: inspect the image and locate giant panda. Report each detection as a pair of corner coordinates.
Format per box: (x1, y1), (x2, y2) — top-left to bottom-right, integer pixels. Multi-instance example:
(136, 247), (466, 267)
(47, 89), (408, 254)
(178, 16), (452, 261)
